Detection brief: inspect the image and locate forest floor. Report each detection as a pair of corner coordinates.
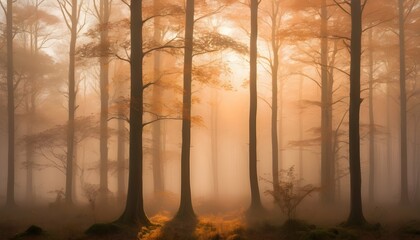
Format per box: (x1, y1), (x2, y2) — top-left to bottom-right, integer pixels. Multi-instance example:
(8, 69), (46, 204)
(0, 201), (420, 240)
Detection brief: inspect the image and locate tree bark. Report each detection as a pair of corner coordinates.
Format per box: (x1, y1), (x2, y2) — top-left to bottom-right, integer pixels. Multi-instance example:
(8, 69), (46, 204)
(175, 0), (196, 221)
(398, 0), (409, 205)
(248, 0), (263, 213)
(118, 0), (150, 225)
(346, 0), (366, 226)
(6, 0), (15, 207)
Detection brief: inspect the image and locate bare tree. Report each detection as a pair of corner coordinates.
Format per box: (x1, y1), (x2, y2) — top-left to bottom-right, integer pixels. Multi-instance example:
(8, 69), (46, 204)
(57, 0), (85, 205)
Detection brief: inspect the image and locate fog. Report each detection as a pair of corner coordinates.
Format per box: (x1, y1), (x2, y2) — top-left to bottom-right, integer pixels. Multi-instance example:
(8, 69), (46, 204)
(0, 0), (419, 239)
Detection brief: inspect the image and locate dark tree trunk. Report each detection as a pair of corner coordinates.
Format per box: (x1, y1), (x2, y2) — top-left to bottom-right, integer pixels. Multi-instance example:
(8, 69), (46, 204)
(99, 0), (110, 195)
(398, 0), (409, 205)
(320, 0), (334, 204)
(6, 0), (15, 207)
(118, 0), (150, 225)
(175, 0), (196, 221)
(346, 0), (366, 226)
(368, 28), (375, 203)
(248, 0), (263, 213)
(65, 0), (78, 206)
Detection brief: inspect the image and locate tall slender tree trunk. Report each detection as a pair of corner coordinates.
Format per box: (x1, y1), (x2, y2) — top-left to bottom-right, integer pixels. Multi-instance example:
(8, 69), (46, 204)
(25, 2), (41, 203)
(118, 0), (150, 225)
(211, 89), (219, 198)
(346, 0), (366, 226)
(65, 0), (78, 205)
(117, 99), (126, 203)
(320, 0), (334, 203)
(270, 0), (280, 194)
(368, 28), (375, 203)
(99, 0), (110, 195)
(25, 61), (35, 204)
(398, 0), (409, 205)
(175, 0), (196, 221)
(152, 0), (164, 196)
(386, 71), (392, 188)
(6, 0), (15, 207)
(299, 77), (304, 184)
(248, 0), (263, 213)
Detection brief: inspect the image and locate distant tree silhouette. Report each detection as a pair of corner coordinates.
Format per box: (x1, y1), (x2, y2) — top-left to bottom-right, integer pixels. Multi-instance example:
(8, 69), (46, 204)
(5, 0), (15, 207)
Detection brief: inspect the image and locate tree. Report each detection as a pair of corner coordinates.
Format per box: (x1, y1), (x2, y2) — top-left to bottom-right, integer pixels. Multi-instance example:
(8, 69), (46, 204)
(96, 0), (111, 197)
(13, 0), (60, 204)
(57, 0), (85, 205)
(175, 0), (196, 221)
(5, 0), (15, 207)
(117, 0), (150, 225)
(346, 0), (366, 226)
(152, 0), (164, 198)
(248, 0), (264, 213)
(367, 27), (375, 203)
(398, 0), (409, 205)
(320, 0), (335, 204)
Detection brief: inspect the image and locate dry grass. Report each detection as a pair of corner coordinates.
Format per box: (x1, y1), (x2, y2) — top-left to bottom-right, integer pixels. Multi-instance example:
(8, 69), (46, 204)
(1, 204), (420, 240)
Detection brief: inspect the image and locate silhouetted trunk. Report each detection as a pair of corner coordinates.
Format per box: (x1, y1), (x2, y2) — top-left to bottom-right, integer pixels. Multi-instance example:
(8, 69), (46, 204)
(386, 70), (392, 186)
(99, 0), (110, 194)
(65, 0), (78, 206)
(211, 89), (219, 198)
(25, 64), (36, 204)
(368, 28), (375, 203)
(117, 100), (126, 203)
(118, 0), (150, 225)
(152, 0), (164, 196)
(248, 0), (263, 213)
(175, 0), (196, 221)
(346, 0), (366, 226)
(6, 0), (15, 207)
(270, 0), (280, 194)
(398, 0), (409, 205)
(320, 0), (334, 203)
(299, 77), (303, 184)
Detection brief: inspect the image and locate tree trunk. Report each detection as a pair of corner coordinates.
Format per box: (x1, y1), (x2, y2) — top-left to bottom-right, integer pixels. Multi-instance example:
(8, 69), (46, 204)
(175, 0), (196, 221)
(346, 0), (366, 226)
(99, 0), (110, 195)
(6, 0), (15, 207)
(117, 99), (126, 203)
(270, 0), (280, 194)
(211, 89), (219, 198)
(248, 0), (263, 213)
(320, 0), (334, 204)
(118, 0), (150, 225)
(299, 77), (303, 184)
(368, 28), (375, 203)
(398, 0), (409, 205)
(152, 0), (164, 196)
(65, 0), (78, 206)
